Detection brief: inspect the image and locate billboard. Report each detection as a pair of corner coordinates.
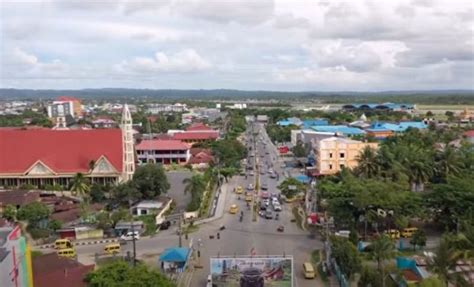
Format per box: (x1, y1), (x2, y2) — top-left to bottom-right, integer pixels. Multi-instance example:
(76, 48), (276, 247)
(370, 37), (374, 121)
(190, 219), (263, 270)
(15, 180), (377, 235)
(210, 256), (293, 287)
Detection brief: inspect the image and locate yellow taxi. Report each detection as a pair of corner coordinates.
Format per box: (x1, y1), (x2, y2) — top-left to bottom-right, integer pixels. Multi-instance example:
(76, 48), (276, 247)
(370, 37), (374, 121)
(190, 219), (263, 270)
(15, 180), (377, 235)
(229, 204), (239, 214)
(54, 239), (73, 250)
(245, 192), (253, 202)
(104, 243), (121, 255)
(235, 186), (243, 194)
(384, 229), (400, 239)
(57, 248), (76, 258)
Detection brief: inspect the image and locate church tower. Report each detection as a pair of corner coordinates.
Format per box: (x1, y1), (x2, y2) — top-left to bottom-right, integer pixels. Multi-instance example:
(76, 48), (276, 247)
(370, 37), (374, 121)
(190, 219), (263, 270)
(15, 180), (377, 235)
(121, 104), (135, 182)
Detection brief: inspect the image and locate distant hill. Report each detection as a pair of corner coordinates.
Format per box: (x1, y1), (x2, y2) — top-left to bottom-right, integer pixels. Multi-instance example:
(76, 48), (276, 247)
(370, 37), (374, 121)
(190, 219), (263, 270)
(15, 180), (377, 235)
(0, 88), (473, 104)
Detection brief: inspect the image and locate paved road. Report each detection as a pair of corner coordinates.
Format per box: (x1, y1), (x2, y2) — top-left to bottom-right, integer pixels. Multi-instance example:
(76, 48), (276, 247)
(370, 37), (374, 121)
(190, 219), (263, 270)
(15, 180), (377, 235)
(166, 171), (193, 212)
(190, 122), (324, 287)
(41, 123), (324, 286)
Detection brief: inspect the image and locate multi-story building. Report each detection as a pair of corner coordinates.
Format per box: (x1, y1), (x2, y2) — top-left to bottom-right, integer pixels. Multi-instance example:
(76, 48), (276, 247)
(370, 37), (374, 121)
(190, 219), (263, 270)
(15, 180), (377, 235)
(315, 137), (378, 176)
(147, 103), (187, 114)
(168, 123), (219, 145)
(136, 140), (191, 165)
(0, 105), (135, 188)
(0, 223), (33, 287)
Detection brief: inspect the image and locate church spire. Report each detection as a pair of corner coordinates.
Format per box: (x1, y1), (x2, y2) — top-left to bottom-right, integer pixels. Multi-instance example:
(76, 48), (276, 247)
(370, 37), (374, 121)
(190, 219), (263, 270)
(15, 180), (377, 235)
(121, 104), (135, 182)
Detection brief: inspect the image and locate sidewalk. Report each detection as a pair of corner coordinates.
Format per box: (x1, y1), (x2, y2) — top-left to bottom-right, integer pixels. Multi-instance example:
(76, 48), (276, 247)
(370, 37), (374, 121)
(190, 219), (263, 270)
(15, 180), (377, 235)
(195, 183), (228, 225)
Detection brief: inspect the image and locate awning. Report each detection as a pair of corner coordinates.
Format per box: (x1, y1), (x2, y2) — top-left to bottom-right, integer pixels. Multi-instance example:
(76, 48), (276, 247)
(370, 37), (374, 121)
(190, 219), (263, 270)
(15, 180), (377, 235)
(159, 247), (190, 262)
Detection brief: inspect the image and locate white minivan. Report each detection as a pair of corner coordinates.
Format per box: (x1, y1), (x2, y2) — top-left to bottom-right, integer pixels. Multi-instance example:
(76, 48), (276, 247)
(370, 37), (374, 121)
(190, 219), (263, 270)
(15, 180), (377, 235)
(120, 231), (140, 241)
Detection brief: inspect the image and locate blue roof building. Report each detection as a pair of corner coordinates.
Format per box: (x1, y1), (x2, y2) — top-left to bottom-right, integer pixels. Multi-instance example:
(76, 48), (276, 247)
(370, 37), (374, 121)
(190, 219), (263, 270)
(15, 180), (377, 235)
(342, 103), (415, 111)
(276, 117), (302, 127)
(370, 121), (427, 133)
(310, 125), (366, 136)
(302, 119), (329, 128)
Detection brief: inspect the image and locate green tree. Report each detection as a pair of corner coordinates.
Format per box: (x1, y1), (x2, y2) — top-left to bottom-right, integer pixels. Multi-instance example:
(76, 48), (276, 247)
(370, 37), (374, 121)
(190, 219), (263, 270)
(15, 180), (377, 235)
(183, 174), (206, 211)
(425, 176), (474, 230)
(355, 146), (379, 178)
(132, 164), (170, 199)
(90, 184), (108, 203)
(111, 209), (129, 227)
(358, 265), (381, 287)
(85, 260), (175, 287)
(292, 142), (306, 157)
(371, 235), (396, 287)
(410, 229), (427, 251)
(2, 204), (17, 221)
(434, 146), (462, 181)
(419, 277), (445, 287)
(278, 177), (306, 199)
(70, 173), (91, 198)
(428, 238), (468, 287)
(17, 202), (50, 227)
(47, 219), (62, 231)
(112, 182), (138, 205)
(330, 237), (361, 279)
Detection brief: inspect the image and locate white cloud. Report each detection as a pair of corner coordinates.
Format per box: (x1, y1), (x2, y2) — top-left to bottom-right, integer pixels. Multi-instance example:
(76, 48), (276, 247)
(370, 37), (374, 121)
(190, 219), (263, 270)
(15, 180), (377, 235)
(117, 49), (212, 73)
(173, 0), (275, 25)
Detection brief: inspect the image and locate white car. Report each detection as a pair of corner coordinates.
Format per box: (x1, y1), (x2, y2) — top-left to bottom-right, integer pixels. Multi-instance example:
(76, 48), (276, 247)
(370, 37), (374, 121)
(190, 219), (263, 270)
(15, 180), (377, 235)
(247, 183), (254, 191)
(120, 231), (140, 241)
(273, 204), (282, 212)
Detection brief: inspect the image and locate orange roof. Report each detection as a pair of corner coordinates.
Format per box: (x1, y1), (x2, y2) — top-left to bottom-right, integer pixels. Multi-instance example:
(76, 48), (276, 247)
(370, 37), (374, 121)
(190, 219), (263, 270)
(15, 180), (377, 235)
(0, 129), (122, 174)
(136, 139), (190, 151)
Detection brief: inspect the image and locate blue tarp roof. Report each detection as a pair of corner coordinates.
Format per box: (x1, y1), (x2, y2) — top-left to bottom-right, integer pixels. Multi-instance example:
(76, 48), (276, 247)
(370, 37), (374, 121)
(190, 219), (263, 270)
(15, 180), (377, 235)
(294, 174), (310, 183)
(302, 119), (328, 128)
(343, 103), (414, 110)
(310, 125), (365, 135)
(159, 247), (190, 262)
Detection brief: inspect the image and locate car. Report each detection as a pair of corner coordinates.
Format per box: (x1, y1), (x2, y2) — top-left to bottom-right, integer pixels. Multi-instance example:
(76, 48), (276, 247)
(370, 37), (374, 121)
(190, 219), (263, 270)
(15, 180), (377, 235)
(240, 267), (264, 287)
(261, 192), (269, 199)
(229, 204), (239, 214)
(270, 172), (277, 179)
(259, 202), (267, 211)
(261, 183), (268, 190)
(240, 170), (246, 176)
(265, 211), (273, 219)
(263, 199), (270, 206)
(271, 193), (278, 199)
(159, 221), (171, 230)
(247, 183), (254, 191)
(265, 151), (270, 155)
(235, 186), (244, 194)
(267, 169), (274, 174)
(273, 204), (282, 212)
(249, 171), (255, 176)
(260, 169), (265, 175)
(121, 231), (140, 241)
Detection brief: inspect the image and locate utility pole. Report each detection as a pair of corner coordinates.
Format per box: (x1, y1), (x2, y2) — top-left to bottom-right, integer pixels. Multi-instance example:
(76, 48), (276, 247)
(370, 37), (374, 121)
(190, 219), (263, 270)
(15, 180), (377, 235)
(178, 216), (182, 247)
(131, 220), (137, 266)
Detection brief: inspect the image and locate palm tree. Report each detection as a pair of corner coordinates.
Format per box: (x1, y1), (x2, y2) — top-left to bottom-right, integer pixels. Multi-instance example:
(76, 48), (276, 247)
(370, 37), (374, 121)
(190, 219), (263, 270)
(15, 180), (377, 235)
(427, 238), (467, 287)
(182, 175), (206, 196)
(435, 147), (461, 181)
(70, 173), (91, 198)
(371, 235), (397, 287)
(356, 146), (379, 178)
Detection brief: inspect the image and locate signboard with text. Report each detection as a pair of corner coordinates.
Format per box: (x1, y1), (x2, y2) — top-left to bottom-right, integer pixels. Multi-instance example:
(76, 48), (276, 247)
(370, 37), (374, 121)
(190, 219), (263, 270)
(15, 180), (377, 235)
(210, 256), (293, 287)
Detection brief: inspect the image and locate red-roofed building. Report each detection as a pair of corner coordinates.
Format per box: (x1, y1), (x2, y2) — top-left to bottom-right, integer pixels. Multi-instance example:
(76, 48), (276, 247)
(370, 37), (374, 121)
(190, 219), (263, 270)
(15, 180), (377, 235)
(33, 253), (94, 287)
(0, 105), (136, 188)
(136, 139), (191, 165)
(171, 131), (219, 144)
(186, 122), (214, 132)
(189, 148), (214, 169)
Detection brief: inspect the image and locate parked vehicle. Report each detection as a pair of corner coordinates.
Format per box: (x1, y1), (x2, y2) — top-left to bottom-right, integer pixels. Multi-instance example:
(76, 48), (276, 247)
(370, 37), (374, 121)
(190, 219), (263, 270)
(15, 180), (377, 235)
(261, 183), (268, 190)
(384, 229), (400, 239)
(159, 220), (171, 230)
(229, 204), (239, 214)
(235, 185), (244, 194)
(247, 183), (254, 191)
(265, 211), (273, 219)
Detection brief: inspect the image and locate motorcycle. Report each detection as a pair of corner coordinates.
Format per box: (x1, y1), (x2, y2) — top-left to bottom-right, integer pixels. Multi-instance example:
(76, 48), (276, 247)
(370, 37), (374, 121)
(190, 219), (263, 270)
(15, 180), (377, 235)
(275, 214), (279, 220)
(219, 225), (226, 231)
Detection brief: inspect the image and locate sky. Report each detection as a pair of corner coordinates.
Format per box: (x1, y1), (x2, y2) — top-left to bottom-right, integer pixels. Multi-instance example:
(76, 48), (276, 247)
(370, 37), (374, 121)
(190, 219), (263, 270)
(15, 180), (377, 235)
(0, 0), (473, 91)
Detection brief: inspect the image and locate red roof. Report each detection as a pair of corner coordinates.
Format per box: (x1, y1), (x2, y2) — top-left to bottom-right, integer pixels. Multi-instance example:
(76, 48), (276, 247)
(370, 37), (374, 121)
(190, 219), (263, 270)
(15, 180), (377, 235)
(189, 151), (213, 164)
(172, 131), (219, 141)
(33, 253), (94, 287)
(186, 123), (214, 131)
(464, 130), (474, 137)
(136, 139), (190, 151)
(0, 129), (122, 174)
(57, 96), (80, 102)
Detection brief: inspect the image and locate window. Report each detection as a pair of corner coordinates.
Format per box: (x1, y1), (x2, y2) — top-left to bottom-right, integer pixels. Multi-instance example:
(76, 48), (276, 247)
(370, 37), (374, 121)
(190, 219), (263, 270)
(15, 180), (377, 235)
(340, 153), (345, 158)
(329, 164), (333, 170)
(340, 164), (345, 169)
(329, 153), (333, 158)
